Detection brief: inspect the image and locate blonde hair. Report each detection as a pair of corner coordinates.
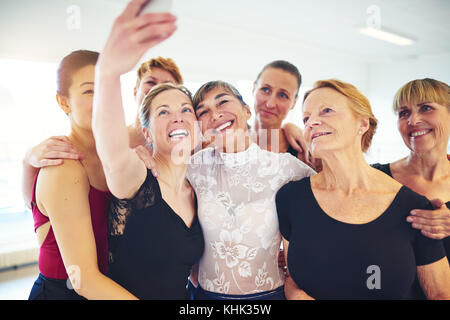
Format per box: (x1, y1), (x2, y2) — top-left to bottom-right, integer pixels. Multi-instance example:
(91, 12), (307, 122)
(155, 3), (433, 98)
(139, 83), (192, 129)
(135, 57), (183, 88)
(393, 78), (450, 113)
(303, 79), (378, 152)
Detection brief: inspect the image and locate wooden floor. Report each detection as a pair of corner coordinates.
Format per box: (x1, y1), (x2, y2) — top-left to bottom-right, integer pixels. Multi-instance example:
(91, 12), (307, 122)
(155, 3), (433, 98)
(0, 263), (38, 300)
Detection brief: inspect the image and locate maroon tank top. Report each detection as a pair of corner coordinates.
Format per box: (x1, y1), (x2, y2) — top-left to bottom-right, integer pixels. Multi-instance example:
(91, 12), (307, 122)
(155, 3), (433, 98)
(31, 169), (110, 279)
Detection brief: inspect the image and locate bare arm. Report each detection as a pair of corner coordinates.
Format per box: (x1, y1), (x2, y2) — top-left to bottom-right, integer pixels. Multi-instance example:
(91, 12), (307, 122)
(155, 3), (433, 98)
(37, 160), (137, 299)
(282, 238), (315, 300)
(92, 0), (176, 198)
(22, 136), (82, 208)
(417, 257), (450, 299)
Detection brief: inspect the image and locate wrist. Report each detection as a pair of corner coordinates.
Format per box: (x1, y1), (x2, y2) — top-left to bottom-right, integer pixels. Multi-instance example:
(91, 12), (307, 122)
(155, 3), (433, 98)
(95, 59), (122, 80)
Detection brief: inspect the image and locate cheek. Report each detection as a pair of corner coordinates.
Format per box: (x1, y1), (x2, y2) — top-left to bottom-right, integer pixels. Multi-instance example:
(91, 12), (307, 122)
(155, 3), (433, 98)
(199, 117), (209, 133)
(279, 101), (293, 114)
(397, 119), (410, 139)
(254, 92), (268, 107)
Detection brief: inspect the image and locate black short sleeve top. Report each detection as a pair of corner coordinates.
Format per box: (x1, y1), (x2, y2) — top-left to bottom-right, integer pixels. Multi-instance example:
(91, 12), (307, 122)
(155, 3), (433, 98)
(276, 177), (446, 299)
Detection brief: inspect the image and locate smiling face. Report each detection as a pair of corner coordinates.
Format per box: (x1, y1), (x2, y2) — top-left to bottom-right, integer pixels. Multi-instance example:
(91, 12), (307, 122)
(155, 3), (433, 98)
(194, 86), (251, 152)
(134, 67), (178, 107)
(57, 64), (95, 131)
(142, 88), (200, 159)
(253, 67), (298, 129)
(302, 87), (365, 158)
(397, 101), (450, 154)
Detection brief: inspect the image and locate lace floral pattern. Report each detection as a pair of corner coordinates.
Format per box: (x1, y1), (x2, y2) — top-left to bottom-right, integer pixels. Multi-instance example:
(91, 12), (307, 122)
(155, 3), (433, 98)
(108, 170), (157, 263)
(188, 144), (315, 294)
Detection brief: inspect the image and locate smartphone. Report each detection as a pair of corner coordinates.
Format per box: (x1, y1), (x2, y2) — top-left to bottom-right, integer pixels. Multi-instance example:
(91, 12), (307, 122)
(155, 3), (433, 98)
(140, 0), (173, 14)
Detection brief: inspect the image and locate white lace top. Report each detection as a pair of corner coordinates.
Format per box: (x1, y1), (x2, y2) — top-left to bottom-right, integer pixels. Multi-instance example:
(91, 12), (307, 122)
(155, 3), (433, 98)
(187, 143), (315, 295)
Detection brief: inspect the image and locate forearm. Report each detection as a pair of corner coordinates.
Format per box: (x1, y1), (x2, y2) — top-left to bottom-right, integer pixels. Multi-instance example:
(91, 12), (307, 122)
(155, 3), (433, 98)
(92, 68), (130, 173)
(284, 275), (314, 300)
(22, 154), (39, 209)
(75, 269), (138, 300)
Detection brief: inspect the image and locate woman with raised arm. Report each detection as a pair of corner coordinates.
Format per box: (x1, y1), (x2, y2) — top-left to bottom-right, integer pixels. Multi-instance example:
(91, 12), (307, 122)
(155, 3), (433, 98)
(276, 79), (450, 299)
(28, 50), (137, 300)
(93, 0), (203, 299)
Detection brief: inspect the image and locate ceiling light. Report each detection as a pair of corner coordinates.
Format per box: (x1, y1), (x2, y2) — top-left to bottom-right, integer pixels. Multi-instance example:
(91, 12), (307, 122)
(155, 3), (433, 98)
(359, 27), (414, 46)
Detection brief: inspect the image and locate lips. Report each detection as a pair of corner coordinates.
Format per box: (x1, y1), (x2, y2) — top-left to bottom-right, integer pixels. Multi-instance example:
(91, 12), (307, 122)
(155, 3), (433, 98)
(409, 129), (432, 138)
(168, 128), (189, 140)
(311, 132), (332, 140)
(260, 109), (277, 117)
(214, 120), (234, 133)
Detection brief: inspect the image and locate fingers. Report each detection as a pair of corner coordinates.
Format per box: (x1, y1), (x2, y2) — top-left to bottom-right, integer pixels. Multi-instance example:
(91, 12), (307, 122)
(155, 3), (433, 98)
(121, 0), (149, 20)
(130, 20), (177, 45)
(420, 230), (447, 240)
(407, 210), (450, 239)
(38, 159), (64, 168)
(429, 198), (444, 209)
(44, 151), (83, 160)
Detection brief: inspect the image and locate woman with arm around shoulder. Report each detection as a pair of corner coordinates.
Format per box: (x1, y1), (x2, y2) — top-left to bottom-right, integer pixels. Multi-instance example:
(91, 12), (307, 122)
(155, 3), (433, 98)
(276, 79), (450, 299)
(372, 78), (450, 255)
(28, 49), (137, 300)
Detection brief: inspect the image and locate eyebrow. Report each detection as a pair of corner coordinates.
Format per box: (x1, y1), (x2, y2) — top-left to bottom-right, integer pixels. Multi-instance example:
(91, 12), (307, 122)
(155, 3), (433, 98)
(155, 102), (192, 111)
(80, 82), (94, 87)
(196, 92), (232, 112)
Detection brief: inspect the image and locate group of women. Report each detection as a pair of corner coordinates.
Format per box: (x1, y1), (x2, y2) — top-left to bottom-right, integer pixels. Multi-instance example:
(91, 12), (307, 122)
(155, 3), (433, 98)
(22, 0), (449, 300)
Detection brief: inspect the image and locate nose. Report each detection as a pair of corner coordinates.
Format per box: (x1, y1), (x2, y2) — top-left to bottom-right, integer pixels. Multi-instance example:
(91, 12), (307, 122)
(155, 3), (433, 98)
(173, 110), (185, 123)
(210, 108), (223, 122)
(266, 93), (277, 109)
(305, 114), (321, 130)
(408, 111), (422, 126)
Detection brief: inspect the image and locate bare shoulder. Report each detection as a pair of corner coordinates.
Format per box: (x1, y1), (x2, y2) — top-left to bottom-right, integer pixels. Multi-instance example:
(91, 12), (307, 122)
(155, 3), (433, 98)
(37, 159), (90, 203)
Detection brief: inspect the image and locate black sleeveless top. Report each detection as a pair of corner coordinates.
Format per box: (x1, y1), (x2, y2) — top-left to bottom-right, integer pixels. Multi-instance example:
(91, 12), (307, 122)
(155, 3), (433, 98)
(107, 170), (204, 300)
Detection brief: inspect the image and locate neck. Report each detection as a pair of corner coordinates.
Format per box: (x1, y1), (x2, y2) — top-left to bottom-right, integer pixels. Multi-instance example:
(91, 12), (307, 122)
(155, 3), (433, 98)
(252, 118), (286, 152)
(69, 126), (97, 156)
(153, 152), (189, 192)
(316, 147), (372, 195)
(405, 148), (450, 181)
(219, 130), (252, 153)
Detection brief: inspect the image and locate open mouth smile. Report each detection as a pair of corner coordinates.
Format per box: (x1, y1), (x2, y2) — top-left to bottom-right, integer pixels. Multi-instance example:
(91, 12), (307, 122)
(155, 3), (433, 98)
(214, 120), (234, 133)
(409, 129), (432, 138)
(168, 129), (189, 140)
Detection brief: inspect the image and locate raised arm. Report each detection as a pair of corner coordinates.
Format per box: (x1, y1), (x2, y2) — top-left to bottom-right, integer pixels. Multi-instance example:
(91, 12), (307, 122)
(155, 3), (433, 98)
(37, 160), (137, 299)
(92, 0), (176, 198)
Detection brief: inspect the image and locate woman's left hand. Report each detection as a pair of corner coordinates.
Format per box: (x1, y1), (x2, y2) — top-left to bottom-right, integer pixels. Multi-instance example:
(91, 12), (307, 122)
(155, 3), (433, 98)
(407, 199), (450, 240)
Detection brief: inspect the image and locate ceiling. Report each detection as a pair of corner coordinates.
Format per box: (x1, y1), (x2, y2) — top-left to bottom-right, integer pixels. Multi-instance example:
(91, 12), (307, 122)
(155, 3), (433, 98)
(1, 0), (449, 64)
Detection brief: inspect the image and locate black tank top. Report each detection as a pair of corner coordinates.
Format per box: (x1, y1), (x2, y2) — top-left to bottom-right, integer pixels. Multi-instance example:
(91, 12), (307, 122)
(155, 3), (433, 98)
(107, 170), (204, 299)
